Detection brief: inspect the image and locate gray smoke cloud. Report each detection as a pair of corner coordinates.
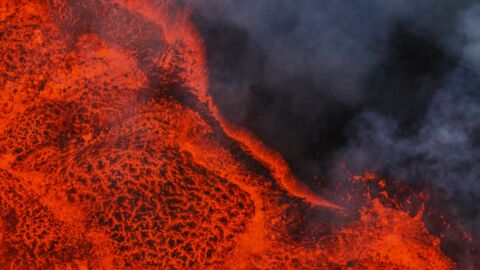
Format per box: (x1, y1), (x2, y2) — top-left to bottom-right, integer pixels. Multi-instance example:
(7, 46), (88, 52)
(457, 4), (480, 74)
(190, 0), (480, 259)
(332, 66), (480, 217)
(190, 0), (479, 164)
(192, 0), (474, 105)
(330, 2), (480, 231)
(195, 0), (401, 105)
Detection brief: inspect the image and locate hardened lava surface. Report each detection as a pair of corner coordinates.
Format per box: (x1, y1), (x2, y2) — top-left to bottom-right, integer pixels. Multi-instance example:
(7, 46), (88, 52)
(0, 1), (457, 269)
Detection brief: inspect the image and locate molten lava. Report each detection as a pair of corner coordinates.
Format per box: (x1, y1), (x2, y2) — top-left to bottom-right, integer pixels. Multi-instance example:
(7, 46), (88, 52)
(0, 0), (459, 269)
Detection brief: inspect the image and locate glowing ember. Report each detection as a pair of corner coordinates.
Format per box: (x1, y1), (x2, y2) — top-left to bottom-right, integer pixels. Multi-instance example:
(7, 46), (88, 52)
(0, 0), (459, 269)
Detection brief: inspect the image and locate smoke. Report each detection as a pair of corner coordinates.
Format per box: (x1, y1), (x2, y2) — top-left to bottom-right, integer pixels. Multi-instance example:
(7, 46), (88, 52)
(458, 4), (480, 74)
(190, 0), (475, 171)
(333, 67), (480, 225)
(331, 3), (480, 235)
(195, 1), (404, 103)
(191, 0), (480, 243)
(194, 0), (406, 105)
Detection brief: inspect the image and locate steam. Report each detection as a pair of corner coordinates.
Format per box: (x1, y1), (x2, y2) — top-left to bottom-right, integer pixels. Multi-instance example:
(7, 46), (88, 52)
(332, 3), (480, 234)
(193, 0), (403, 105)
(333, 67), (480, 227)
(458, 4), (480, 74)
(191, 0), (480, 245)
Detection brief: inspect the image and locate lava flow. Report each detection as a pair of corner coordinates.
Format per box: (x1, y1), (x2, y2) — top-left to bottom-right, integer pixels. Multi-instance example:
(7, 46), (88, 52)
(0, 0), (460, 269)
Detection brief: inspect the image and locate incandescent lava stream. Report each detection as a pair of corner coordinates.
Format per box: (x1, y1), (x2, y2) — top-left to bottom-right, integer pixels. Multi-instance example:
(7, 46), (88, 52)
(0, 1), (458, 269)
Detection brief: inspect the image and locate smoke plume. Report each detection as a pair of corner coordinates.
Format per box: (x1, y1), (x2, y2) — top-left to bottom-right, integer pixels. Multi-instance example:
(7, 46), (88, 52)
(190, 0), (480, 242)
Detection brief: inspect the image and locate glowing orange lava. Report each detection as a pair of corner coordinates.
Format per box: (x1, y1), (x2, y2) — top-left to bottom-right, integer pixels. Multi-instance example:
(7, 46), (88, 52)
(0, 0), (457, 269)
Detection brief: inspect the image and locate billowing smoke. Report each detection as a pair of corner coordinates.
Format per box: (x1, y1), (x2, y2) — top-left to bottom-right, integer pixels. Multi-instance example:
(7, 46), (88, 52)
(333, 66), (480, 229)
(331, 3), (480, 235)
(190, 0), (480, 242)
(458, 4), (480, 73)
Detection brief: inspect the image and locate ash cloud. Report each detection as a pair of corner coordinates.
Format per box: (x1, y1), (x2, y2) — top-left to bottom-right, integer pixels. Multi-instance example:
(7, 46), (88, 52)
(191, 0), (480, 248)
(191, 0), (476, 170)
(331, 3), (480, 234)
(457, 4), (480, 74)
(195, 0), (400, 104)
(333, 67), (480, 223)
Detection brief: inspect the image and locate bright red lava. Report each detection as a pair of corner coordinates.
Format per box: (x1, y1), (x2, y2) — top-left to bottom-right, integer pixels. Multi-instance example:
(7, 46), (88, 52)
(0, 1), (465, 269)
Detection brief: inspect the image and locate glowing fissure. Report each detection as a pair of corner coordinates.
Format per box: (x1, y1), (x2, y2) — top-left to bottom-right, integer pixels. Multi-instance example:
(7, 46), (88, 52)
(110, 0), (340, 210)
